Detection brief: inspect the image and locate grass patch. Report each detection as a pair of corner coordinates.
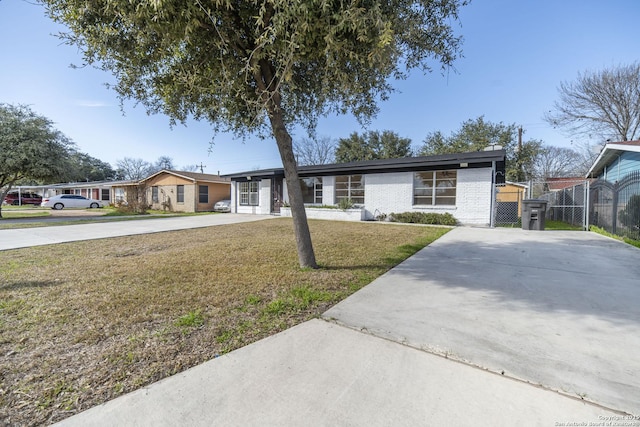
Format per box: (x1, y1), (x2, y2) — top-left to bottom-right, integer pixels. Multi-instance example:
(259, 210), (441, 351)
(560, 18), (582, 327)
(175, 310), (205, 328)
(0, 218), (448, 425)
(590, 225), (640, 249)
(544, 220), (583, 231)
(0, 210), (50, 219)
(497, 219), (584, 231)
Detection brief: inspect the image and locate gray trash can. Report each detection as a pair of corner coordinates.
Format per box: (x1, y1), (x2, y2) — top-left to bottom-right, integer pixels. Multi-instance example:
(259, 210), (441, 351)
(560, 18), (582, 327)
(521, 199), (548, 230)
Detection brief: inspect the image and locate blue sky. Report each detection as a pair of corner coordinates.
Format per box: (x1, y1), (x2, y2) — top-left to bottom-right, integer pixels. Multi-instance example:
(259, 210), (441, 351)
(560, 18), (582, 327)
(1, 0), (638, 174)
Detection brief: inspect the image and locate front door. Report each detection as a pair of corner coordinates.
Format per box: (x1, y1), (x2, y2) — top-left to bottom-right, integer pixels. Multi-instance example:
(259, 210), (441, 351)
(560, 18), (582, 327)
(271, 178), (283, 214)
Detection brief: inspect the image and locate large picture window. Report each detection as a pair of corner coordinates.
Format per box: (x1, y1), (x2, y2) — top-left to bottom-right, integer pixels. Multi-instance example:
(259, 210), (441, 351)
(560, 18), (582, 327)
(413, 170), (457, 206)
(335, 175), (364, 204)
(300, 177), (323, 204)
(239, 181), (259, 206)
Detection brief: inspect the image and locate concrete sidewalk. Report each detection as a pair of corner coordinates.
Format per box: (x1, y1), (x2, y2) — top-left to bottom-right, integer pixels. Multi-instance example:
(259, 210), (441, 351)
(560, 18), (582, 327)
(0, 214), (274, 251)
(53, 227), (640, 426)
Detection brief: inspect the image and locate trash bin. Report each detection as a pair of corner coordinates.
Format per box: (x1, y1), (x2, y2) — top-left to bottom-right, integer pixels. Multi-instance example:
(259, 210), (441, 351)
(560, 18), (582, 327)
(521, 199), (548, 230)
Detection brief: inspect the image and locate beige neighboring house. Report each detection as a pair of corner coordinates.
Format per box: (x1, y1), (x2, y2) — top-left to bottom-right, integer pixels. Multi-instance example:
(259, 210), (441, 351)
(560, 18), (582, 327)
(116, 170), (231, 213)
(496, 181), (528, 216)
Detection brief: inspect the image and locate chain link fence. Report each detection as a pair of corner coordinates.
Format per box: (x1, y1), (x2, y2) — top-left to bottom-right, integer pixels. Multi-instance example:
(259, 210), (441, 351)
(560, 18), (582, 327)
(495, 179), (588, 229)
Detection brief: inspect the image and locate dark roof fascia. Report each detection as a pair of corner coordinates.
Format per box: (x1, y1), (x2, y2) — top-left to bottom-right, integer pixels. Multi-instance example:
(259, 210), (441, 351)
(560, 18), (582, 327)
(224, 150), (506, 181)
(300, 150), (505, 176)
(222, 168), (285, 181)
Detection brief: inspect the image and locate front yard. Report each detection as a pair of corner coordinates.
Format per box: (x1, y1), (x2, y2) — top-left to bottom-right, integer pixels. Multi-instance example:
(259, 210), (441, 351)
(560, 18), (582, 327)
(0, 218), (448, 425)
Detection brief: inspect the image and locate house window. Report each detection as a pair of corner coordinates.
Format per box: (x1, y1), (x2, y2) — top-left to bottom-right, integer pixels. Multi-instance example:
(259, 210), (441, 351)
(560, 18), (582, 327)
(335, 175), (364, 204)
(239, 181), (259, 206)
(300, 177), (323, 204)
(101, 189), (110, 201)
(152, 186), (159, 203)
(177, 185), (184, 203)
(115, 188), (125, 203)
(199, 185), (208, 203)
(413, 170), (457, 206)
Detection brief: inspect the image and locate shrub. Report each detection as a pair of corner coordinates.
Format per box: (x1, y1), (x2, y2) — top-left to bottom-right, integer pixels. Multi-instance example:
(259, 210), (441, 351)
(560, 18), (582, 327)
(389, 211), (457, 226)
(337, 198), (355, 210)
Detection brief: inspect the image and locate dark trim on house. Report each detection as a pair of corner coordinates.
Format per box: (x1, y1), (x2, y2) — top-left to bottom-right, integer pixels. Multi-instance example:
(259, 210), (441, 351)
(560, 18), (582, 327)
(223, 150), (506, 182)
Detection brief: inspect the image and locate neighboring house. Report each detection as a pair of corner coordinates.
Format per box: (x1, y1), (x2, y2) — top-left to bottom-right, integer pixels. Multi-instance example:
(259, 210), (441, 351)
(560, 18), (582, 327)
(545, 177), (589, 191)
(223, 150), (506, 225)
(6, 180), (134, 205)
(44, 180), (135, 204)
(586, 141), (640, 237)
(125, 170), (231, 213)
(496, 181), (528, 219)
(586, 140), (640, 181)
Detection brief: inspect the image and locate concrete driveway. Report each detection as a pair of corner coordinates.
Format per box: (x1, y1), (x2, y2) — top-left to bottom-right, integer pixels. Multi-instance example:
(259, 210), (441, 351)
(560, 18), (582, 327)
(324, 227), (640, 414)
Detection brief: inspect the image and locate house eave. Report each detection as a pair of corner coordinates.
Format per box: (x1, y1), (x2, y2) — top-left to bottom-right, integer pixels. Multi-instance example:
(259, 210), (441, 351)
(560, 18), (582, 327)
(586, 142), (640, 177)
(223, 150), (506, 181)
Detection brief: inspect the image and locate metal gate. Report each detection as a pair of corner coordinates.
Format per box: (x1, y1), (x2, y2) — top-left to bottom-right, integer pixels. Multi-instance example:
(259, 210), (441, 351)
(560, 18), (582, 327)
(590, 171), (640, 239)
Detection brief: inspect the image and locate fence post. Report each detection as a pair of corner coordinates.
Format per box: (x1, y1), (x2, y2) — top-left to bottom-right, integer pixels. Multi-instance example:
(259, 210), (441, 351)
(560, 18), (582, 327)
(612, 181), (619, 235)
(584, 180), (589, 231)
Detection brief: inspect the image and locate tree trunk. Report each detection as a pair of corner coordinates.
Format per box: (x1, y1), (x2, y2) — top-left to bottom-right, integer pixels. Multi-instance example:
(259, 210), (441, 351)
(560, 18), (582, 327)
(253, 55), (317, 268)
(269, 109), (318, 269)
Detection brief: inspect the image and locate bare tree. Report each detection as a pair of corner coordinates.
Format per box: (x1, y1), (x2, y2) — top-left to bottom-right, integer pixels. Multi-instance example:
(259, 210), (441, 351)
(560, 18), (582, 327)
(180, 164), (200, 172)
(154, 156), (175, 171)
(116, 157), (153, 180)
(545, 63), (640, 142)
(533, 145), (582, 181)
(293, 136), (336, 166)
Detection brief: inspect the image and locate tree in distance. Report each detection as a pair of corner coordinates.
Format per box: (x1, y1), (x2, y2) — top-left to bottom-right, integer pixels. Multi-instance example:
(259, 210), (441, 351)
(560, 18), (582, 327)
(0, 104), (74, 218)
(545, 62), (640, 142)
(43, 0), (468, 267)
(293, 135), (336, 166)
(66, 151), (118, 182)
(335, 130), (413, 163)
(418, 116), (542, 182)
(533, 144), (583, 181)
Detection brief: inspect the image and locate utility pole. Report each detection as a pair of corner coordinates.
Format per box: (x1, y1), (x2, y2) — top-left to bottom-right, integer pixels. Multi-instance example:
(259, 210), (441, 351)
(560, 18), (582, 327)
(198, 162), (206, 174)
(517, 126), (524, 182)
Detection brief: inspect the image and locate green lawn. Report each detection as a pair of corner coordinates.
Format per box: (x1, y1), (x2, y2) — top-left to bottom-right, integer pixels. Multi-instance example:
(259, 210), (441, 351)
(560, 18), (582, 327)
(0, 218), (449, 425)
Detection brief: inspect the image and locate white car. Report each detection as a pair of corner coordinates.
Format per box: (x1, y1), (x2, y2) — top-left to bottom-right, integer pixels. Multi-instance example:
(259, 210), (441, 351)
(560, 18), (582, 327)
(41, 194), (104, 210)
(213, 199), (231, 212)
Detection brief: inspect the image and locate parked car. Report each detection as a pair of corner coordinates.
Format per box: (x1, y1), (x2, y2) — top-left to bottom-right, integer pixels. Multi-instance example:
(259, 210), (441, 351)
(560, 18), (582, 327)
(41, 195), (104, 210)
(213, 199), (231, 212)
(3, 192), (43, 205)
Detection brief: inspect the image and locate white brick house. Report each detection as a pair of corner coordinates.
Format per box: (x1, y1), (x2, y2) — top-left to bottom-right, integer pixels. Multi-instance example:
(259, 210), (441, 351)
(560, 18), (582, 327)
(224, 150), (505, 225)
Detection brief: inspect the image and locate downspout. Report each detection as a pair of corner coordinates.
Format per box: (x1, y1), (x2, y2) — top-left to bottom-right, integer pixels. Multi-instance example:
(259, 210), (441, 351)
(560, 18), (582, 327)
(490, 161), (496, 228)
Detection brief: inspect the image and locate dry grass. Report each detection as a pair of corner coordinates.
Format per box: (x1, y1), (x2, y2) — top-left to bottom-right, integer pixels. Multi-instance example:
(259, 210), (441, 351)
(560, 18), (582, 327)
(0, 218), (449, 425)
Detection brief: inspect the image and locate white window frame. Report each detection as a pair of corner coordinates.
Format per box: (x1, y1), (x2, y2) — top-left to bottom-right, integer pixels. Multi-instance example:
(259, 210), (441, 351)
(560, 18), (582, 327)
(239, 181), (259, 206)
(301, 177), (323, 204)
(335, 175), (364, 205)
(413, 170), (457, 206)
